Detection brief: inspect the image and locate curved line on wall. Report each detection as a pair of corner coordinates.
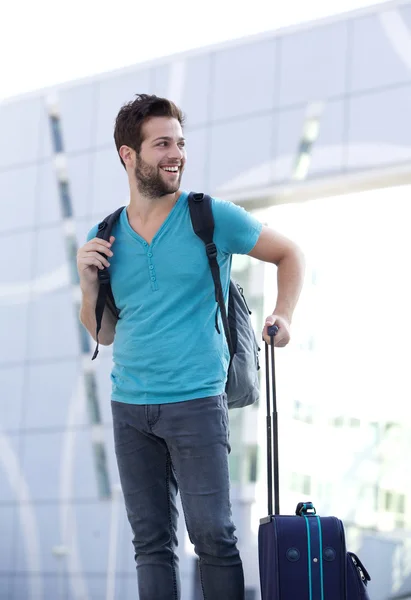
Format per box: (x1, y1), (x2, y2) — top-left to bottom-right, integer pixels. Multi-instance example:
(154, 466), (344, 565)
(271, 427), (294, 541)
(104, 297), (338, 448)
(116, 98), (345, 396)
(60, 374), (90, 600)
(0, 265), (69, 306)
(379, 9), (411, 72)
(0, 432), (42, 600)
(216, 143), (411, 194)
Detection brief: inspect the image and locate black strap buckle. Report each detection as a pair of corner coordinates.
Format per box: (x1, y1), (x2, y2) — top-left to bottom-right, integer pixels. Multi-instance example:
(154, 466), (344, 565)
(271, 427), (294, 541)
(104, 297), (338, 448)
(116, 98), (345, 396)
(296, 502), (316, 516)
(205, 242), (217, 259)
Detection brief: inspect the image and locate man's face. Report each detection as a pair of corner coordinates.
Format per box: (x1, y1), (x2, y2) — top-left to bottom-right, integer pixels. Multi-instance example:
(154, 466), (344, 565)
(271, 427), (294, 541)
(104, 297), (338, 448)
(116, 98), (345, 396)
(134, 116), (186, 198)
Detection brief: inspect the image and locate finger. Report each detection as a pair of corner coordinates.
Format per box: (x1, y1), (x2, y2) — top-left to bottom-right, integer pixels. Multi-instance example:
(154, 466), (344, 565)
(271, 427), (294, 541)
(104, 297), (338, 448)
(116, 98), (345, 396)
(91, 237), (113, 248)
(88, 239), (114, 254)
(81, 242), (113, 257)
(78, 256), (107, 270)
(274, 334), (290, 348)
(78, 251), (110, 268)
(90, 251), (110, 268)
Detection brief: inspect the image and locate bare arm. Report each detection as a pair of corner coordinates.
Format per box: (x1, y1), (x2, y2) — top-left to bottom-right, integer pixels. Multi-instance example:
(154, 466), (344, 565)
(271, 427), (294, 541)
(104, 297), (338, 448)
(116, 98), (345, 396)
(77, 236), (117, 346)
(248, 225), (305, 346)
(79, 284), (118, 345)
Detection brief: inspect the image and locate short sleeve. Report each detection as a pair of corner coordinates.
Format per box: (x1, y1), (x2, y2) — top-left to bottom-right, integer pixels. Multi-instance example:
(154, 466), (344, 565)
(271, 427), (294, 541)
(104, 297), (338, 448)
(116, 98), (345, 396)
(86, 224), (99, 242)
(212, 197), (263, 255)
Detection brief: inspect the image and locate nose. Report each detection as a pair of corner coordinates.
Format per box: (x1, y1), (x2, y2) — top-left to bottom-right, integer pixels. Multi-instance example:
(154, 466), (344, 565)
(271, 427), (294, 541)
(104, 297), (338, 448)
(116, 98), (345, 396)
(168, 142), (185, 161)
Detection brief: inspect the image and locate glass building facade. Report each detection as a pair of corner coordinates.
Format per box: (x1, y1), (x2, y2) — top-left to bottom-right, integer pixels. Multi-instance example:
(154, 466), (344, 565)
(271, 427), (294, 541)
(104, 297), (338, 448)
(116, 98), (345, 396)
(1, 1), (411, 598)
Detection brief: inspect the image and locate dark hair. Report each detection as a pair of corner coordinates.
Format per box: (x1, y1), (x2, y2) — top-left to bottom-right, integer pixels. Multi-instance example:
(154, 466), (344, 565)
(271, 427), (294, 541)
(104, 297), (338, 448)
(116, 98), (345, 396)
(114, 94), (185, 168)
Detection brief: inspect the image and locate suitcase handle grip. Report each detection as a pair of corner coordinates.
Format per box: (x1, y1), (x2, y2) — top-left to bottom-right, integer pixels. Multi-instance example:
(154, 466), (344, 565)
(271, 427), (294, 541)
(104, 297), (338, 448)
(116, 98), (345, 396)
(267, 324), (279, 337)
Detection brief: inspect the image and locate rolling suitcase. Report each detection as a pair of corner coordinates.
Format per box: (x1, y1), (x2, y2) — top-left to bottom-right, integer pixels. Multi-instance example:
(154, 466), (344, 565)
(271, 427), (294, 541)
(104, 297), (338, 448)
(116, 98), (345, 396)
(258, 326), (371, 599)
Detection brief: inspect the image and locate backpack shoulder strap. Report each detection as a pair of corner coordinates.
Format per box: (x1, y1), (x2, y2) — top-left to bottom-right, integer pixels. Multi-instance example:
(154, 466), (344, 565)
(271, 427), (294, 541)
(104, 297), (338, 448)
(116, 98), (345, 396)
(96, 206), (125, 242)
(188, 192), (234, 359)
(92, 206), (125, 360)
(188, 192), (215, 247)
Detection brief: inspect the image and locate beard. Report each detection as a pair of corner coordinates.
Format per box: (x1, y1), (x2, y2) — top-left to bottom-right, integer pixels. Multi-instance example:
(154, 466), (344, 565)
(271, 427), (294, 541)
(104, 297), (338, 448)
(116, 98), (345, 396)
(134, 154), (183, 198)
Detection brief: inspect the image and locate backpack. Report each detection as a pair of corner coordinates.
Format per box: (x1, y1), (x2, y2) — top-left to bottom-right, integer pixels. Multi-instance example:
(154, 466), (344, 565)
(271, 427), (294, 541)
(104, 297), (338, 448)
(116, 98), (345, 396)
(91, 192), (261, 409)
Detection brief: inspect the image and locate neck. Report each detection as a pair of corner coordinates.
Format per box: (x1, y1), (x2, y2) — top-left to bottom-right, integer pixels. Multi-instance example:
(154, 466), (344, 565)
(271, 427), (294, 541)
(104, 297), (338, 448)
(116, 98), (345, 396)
(127, 185), (181, 224)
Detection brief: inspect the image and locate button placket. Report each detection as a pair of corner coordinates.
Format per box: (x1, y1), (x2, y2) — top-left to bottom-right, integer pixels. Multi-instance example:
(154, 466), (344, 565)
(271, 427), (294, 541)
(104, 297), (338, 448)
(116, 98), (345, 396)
(146, 248), (158, 291)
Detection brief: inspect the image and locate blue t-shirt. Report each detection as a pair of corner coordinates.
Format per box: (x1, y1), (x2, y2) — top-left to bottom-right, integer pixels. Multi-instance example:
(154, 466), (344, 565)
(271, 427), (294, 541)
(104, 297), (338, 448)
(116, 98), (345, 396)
(87, 191), (262, 404)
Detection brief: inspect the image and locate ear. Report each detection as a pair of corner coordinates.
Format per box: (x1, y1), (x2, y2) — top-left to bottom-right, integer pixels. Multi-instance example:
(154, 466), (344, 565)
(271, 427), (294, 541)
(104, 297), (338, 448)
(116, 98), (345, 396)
(119, 145), (135, 167)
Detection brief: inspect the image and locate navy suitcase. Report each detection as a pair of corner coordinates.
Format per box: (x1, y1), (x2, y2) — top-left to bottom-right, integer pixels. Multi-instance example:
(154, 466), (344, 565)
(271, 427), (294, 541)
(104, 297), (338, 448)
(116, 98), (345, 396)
(258, 328), (371, 599)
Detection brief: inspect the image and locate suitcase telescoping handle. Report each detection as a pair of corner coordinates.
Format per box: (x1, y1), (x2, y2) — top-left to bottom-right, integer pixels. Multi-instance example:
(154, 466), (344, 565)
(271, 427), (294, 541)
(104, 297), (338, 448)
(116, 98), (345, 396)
(265, 324), (280, 517)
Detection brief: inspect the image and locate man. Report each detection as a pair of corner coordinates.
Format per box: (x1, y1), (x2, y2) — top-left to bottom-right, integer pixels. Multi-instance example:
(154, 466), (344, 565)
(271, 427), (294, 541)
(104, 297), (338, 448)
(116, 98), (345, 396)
(77, 94), (305, 600)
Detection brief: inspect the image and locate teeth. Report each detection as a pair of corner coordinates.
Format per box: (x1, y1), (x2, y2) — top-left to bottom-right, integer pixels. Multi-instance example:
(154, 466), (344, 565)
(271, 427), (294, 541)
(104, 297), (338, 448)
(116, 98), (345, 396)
(163, 166), (178, 172)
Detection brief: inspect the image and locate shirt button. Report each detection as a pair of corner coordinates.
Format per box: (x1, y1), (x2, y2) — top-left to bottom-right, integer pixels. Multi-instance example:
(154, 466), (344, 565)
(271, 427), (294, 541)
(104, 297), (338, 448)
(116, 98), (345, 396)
(149, 265), (154, 270)
(147, 252), (153, 257)
(151, 276), (156, 281)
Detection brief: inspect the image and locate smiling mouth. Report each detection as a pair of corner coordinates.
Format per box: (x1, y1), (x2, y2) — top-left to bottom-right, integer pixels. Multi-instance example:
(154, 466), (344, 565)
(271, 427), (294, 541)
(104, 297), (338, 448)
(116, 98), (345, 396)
(161, 166), (179, 174)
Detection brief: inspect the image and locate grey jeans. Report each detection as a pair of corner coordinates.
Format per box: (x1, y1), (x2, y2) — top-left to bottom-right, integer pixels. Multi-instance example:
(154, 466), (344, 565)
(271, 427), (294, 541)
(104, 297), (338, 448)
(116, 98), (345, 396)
(111, 394), (245, 600)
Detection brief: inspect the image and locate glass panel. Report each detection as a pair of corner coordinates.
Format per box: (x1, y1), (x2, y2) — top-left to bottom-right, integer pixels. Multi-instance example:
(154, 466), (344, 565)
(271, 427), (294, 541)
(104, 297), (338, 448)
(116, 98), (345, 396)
(78, 306), (91, 354)
(350, 12), (411, 93)
(36, 161), (61, 227)
(0, 365), (25, 431)
(90, 148), (129, 217)
(49, 116), (64, 153)
(60, 81), (98, 153)
(95, 69), (151, 148)
(95, 353), (115, 426)
(23, 360), (84, 430)
(209, 114), (275, 194)
(73, 429), (113, 501)
(66, 153), (94, 220)
(275, 100), (345, 181)
(0, 165), (38, 233)
(1, 229), (34, 283)
(27, 291), (79, 361)
(0, 506), (16, 572)
(84, 372), (102, 424)
(59, 180), (73, 218)
(12, 576), (52, 600)
(14, 503), (62, 573)
(151, 64), (170, 97)
(0, 304), (29, 363)
(211, 39), (277, 121)
(180, 128), (208, 193)
(20, 431), (64, 501)
(0, 97), (45, 168)
(180, 54), (212, 128)
(247, 445), (258, 483)
(278, 22), (348, 107)
(92, 442), (111, 499)
(347, 85), (411, 170)
(0, 434), (24, 503)
(66, 236), (80, 285)
(32, 224), (66, 279)
(228, 454), (241, 483)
